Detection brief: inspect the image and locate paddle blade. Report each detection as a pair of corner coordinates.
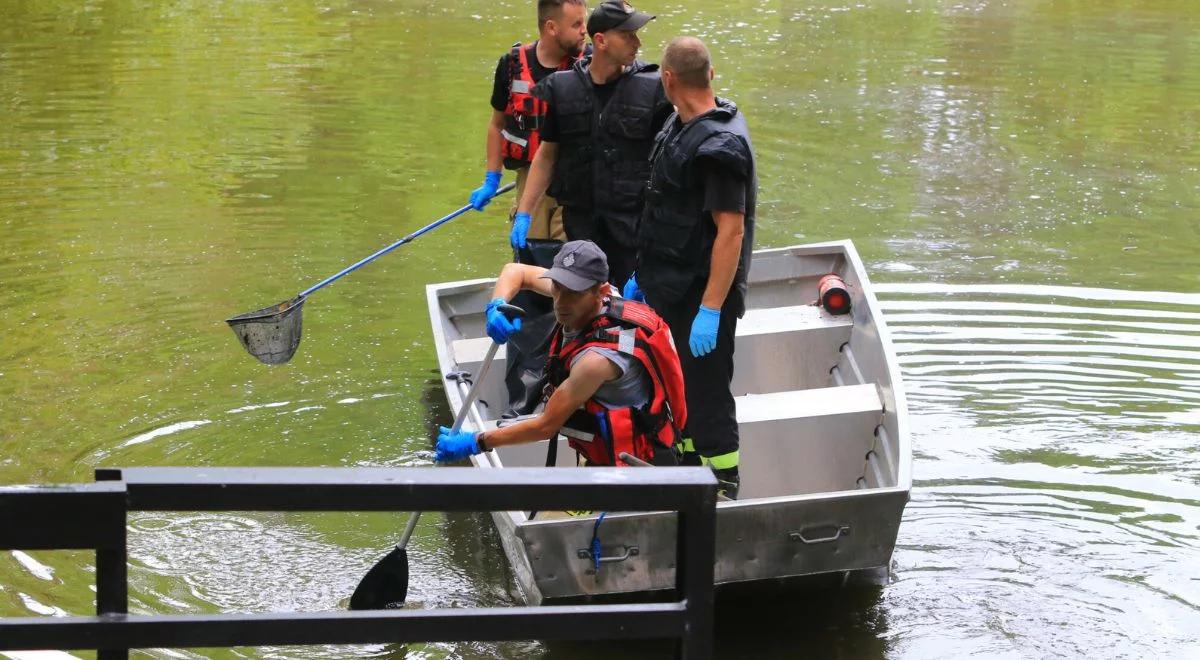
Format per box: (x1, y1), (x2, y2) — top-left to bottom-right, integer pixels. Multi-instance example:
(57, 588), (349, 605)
(349, 546), (409, 610)
(226, 295), (305, 364)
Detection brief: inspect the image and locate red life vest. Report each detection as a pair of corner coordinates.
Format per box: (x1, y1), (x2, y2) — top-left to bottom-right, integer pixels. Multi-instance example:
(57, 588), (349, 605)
(501, 42), (577, 169)
(546, 299), (688, 467)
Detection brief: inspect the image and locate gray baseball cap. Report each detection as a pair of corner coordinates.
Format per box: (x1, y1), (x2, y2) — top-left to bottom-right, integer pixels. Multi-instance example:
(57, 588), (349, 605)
(540, 240), (610, 291)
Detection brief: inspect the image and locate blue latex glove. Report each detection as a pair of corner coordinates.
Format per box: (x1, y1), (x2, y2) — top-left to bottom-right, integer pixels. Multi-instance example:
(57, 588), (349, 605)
(485, 297), (522, 344)
(469, 171), (502, 211)
(510, 211), (531, 249)
(435, 425), (481, 463)
(622, 274), (645, 302)
(688, 305), (721, 357)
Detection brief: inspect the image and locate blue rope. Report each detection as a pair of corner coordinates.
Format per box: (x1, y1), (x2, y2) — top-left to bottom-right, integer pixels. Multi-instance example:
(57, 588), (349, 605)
(590, 511), (608, 572)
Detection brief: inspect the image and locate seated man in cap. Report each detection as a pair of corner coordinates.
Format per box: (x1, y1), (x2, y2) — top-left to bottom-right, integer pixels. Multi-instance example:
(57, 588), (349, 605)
(435, 240), (686, 468)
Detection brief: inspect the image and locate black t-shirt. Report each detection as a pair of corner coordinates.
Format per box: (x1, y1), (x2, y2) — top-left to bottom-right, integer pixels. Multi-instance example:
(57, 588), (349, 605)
(491, 42), (562, 112)
(538, 72), (671, 143)
(699, 157), (747, 214)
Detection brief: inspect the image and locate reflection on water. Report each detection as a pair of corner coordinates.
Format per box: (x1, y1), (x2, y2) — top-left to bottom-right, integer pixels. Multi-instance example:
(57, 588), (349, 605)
(880, 284), (1199, 660)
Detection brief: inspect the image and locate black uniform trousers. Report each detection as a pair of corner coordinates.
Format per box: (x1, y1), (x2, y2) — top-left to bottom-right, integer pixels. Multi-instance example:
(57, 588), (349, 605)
(562, 207), (638, 289)
(502, 241), (561, 417)
(649, 283), (741, 461)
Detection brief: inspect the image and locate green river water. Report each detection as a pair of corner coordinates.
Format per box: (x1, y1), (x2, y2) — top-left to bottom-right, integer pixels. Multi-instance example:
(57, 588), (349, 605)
(1, 1), (1197, 658)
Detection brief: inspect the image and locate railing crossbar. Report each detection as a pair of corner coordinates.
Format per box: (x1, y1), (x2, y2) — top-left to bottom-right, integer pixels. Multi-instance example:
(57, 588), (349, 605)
(102, 466), (709, 512)
(0, 466), (716, 660)
(0, 603), (689, 649)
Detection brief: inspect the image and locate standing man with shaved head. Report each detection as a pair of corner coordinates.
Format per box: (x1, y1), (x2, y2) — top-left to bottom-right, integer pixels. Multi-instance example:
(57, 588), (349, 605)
(510, 0), (673, 289)
(626, 37), (757, 499)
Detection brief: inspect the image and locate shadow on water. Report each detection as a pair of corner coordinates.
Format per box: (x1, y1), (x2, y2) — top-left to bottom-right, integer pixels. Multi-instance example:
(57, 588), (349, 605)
(534, 577), (890, 660)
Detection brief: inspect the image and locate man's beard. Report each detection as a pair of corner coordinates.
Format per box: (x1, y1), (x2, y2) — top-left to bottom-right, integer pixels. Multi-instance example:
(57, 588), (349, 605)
(560, 36), (584, 58)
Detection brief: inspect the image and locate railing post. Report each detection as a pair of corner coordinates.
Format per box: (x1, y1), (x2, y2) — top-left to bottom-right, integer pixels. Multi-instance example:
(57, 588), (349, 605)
(676, 482), (716, 660)
(96, 470), (129, 660)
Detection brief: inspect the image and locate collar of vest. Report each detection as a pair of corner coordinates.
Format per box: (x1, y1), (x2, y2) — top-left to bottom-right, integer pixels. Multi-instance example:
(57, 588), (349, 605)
(573, 56), (658, 82)
(697, 97), (739, 122)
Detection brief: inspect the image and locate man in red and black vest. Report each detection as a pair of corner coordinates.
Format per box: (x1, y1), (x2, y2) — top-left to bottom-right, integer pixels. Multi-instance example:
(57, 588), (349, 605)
(467, 0), (589, 244)
(435, 241), (686, 469)
(468, 1), (590, 419)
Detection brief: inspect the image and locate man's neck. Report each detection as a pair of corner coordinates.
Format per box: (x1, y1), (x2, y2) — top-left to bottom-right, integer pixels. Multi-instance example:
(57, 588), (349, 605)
(535, 38), (565, 68)
(564, 303), (606, 333)
(674, 89), (717, 124)
(588, 54), (624, 85)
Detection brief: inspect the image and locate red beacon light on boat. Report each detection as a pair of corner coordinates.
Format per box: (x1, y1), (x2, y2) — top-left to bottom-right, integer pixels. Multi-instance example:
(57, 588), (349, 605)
(817, 274), (852, 315)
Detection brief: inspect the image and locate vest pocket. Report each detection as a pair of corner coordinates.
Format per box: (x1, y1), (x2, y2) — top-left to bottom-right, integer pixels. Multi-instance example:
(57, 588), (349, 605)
(644, 207), (698, 258)
(607, 160), (650, 211)
(556, 108), (591, 137)
(607, 104), (653, 139)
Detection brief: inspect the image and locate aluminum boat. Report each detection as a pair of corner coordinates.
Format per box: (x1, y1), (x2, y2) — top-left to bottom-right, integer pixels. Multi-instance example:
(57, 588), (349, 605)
(425, 240), (910, 604)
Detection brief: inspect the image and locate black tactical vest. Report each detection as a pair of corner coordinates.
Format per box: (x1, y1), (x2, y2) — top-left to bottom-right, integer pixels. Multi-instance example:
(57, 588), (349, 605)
(637, 99), (757, 313)
(541, 58), (663, 246)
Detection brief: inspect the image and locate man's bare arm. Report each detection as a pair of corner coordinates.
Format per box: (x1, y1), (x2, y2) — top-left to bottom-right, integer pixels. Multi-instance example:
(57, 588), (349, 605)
(485, 110), (506, 173)
(479, 352), (619, 447)
(491, 263), (554, 302)
(701, 210), (745, 310)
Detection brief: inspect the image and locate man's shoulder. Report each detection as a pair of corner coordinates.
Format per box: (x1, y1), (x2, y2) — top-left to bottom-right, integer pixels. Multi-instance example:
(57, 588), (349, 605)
(495, 41), (534, 67)
(534, 67), (582, 98)
(629, 59), (661, 77)
(694, 130), (753, 177)
(697, 130), (749, 152)
(570, 348), (624, 381)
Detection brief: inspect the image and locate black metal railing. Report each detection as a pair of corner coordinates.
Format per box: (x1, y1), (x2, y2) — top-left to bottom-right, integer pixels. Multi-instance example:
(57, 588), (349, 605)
(0, 466), (717, 659)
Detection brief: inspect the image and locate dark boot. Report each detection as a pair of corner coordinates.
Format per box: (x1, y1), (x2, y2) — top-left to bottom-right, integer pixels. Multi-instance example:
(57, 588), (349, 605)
(712, 466), (740, 500)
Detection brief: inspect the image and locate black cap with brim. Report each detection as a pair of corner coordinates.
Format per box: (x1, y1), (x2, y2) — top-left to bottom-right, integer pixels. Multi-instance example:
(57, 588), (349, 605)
(588, 1), (656, 35)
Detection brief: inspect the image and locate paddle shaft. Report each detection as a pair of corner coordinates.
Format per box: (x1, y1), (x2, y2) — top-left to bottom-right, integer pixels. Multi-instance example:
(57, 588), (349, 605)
(298, 183), (517, 298)
(396, 340), (503, 551)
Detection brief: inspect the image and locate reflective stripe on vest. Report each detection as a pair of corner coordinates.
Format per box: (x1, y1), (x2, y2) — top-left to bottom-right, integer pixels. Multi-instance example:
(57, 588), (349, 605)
(501, 42), (581, 167)
(501, 129), (528, 148)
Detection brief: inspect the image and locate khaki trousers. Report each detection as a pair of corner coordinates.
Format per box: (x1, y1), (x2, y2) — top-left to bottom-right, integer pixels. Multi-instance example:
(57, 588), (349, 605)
(510, 167), (566, 241)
